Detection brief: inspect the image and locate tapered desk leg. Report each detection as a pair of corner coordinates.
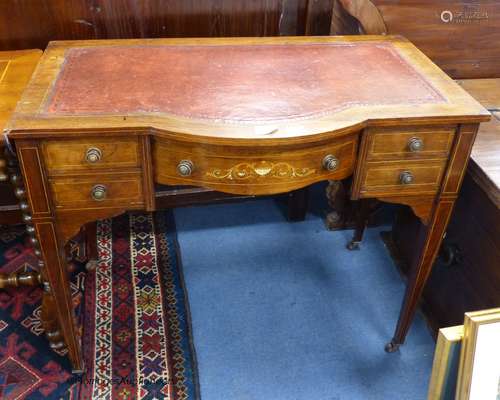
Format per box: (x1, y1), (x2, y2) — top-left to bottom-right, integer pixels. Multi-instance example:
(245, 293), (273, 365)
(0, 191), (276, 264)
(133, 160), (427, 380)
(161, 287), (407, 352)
(14, 142), (83, 372)
(35, 221), (83, 371)
(386, 198), (455, 352)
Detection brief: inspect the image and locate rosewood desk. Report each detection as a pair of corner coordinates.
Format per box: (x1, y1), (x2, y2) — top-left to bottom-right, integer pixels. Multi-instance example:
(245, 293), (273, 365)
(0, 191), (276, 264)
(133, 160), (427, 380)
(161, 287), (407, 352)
(5, 36), (489, 372)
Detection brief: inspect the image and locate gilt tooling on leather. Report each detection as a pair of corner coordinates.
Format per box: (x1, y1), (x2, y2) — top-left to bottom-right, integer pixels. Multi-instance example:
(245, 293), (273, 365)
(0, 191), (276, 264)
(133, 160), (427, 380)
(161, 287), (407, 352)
(46, 42), (445, 122)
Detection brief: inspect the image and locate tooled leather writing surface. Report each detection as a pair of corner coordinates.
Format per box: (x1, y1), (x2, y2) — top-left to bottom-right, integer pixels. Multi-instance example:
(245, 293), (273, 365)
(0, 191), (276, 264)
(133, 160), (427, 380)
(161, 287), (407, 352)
(46, 42), (444, 122)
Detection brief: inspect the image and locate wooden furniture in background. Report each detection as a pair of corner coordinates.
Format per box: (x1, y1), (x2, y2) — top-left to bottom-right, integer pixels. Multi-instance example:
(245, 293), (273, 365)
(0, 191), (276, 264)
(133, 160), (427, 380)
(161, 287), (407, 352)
(0, 0), (353, 51)
(0, 49), (42, 225)
(332, 0), (500, 79)
(5, 36), (488, 371)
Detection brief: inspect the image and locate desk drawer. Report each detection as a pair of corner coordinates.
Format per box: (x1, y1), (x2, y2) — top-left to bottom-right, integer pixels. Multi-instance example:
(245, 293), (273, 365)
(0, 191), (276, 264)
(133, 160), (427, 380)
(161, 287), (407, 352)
(153, 135), (358, 195)
(49, 172), (144, 210)
(359, 160), (447, 197)
(366, 126), (455, 161)
(42, 137), (140, 174)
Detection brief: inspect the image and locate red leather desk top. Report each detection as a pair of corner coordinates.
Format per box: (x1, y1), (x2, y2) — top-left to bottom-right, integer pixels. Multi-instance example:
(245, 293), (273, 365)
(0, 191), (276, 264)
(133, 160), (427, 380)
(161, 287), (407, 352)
(46, 42), (444, 123)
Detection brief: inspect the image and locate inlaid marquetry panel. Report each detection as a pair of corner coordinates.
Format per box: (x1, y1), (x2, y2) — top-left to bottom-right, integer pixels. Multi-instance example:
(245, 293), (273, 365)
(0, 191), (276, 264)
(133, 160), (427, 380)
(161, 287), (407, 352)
(153, 134), (358, 195)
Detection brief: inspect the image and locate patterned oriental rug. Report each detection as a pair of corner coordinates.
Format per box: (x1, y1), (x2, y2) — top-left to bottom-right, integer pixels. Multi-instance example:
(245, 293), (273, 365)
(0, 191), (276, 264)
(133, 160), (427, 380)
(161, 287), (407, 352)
(0, 211), (198, 400)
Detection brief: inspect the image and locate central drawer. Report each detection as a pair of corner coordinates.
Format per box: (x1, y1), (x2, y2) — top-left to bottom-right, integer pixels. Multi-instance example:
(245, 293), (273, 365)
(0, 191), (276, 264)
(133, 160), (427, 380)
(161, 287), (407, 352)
(153, 134), (358, 195)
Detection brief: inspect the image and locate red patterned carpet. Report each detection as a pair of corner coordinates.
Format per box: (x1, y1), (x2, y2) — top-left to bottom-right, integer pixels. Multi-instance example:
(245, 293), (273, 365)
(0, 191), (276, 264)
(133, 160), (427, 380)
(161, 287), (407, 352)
(0, 211), (198, 400)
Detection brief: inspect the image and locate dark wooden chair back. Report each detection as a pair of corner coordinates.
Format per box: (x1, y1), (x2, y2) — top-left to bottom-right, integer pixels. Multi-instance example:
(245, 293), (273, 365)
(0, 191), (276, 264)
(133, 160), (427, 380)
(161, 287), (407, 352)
(334, 0), (500, 79)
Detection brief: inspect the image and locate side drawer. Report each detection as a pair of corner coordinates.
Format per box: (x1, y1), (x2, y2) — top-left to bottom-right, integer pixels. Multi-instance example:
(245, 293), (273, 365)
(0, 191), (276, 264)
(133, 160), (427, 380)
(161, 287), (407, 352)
(366, 126), (455, 161)
(49, 172), (144, 210)
(358, 160), (447, 197)
(42, 137), (140, 174)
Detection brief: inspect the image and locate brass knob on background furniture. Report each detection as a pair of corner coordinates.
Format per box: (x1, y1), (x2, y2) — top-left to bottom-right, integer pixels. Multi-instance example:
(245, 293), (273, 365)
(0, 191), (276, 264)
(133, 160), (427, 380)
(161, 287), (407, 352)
(91, 184), (107, 201)
(399, 171), (414, 185)
(177, 160), (194, 177)
(0, 158), (7, 181)
(15, 187), (26, 199)
(86, 147), (102, 163)
(408, 137), (424, 152)
(322, 155), (339, 171)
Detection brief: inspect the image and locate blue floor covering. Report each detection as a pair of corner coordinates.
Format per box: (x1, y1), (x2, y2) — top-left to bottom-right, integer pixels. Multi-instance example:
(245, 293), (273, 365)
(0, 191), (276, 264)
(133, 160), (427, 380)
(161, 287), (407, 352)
(174, 186), (435, 400)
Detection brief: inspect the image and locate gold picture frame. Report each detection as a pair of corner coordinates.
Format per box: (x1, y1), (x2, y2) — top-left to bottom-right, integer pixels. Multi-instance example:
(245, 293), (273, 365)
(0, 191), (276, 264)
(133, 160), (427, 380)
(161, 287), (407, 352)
(456, 308), (500, 400)
(428, 325), (463, 400)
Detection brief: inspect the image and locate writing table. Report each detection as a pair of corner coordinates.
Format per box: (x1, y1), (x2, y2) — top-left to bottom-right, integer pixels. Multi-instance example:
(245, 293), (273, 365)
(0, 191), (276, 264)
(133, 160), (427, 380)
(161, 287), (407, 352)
(5, 36), (490, 371)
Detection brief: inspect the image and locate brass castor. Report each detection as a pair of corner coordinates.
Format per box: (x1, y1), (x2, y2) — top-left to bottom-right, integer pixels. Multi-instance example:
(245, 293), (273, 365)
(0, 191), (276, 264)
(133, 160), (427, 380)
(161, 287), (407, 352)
(385, 341), (401, 353)
(346, 240), (360, 251)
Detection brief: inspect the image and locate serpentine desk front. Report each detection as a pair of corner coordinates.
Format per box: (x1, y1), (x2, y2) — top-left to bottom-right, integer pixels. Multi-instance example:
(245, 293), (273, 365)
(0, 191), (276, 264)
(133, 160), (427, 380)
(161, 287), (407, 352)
(5, 36), (490, 371)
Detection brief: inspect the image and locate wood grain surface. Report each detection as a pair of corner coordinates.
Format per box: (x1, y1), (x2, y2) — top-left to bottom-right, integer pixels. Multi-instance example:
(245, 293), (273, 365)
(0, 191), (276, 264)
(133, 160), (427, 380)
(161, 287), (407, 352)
(0, 50), (42, 136)
(336, 0), (500, 79)
(0, 0), (337, 51)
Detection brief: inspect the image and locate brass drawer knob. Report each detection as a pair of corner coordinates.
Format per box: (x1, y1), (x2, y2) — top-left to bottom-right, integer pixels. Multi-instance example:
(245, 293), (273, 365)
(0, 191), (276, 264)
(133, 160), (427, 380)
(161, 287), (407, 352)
(408, 137), (424, 152)
(322, 155), (339, 171)
(86, 147), (102, 163)
(91, 184), (107, 201)
(400, 171), (414, 185)
(177, 160), (194, 177)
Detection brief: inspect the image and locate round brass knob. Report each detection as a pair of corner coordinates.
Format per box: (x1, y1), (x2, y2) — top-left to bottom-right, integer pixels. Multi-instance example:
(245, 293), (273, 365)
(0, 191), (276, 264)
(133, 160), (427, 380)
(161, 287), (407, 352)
(400, 171), (414, 185)
(408, 137), (424, 152)
(86, 147), (102, 163)
(322, 155), (339, 172)
(14, 187), (26, 199)
(91, 184), (107, 201)
(10, 174), (21, 185)
(177, 160), (194, 177)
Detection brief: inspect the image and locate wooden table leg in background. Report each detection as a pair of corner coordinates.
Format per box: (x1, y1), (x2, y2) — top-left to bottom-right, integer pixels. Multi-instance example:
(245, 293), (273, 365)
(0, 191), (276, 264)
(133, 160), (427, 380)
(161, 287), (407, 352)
(346, 198), (380, 250)
(287, 187), (309, 222)
(325, 180), (350, 230)
(84, 221), (98, 271)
